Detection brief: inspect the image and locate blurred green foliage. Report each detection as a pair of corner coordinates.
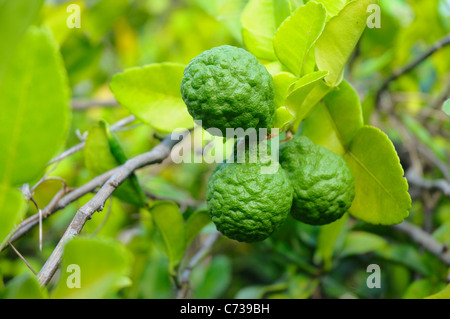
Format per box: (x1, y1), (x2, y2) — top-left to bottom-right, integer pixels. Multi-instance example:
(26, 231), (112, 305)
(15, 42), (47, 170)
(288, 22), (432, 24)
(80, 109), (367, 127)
(0, 0), (449, 299)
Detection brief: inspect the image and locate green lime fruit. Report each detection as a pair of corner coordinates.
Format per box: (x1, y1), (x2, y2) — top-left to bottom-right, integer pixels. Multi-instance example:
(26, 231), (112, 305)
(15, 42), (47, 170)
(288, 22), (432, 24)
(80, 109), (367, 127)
(206, 153), (293, 243)
(280, 136), (355, 225)
(180, 45), (275, 135)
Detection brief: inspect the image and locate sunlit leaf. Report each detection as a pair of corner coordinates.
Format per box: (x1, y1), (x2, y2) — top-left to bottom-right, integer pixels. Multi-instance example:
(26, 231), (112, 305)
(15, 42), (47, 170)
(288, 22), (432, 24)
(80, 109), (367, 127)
(0, 0), (43, 77)
(110, 63), (193, 132)
(273, 1), (326, 77)
(273, 72), (297, 107)
(344, 126), (411, 225)
(314, 0), (347, 20)
(0, 27), (70, 186)
(51, 237), (132, 299)
(274, 107), (295, 131)
(316, 0), (379, 86)
(425, 283), (450, 299)
(443, 99), (450, 116)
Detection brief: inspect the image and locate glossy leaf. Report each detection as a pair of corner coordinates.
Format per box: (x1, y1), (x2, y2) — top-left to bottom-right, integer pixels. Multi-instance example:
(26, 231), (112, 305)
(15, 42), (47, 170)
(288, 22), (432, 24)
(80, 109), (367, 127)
(51, 237), (131, 299)
(314, 214), (348, 270)
(241, 0), (300, 61)
(273, 1), (326, 77)
(149, 201), (186, 274)
(339, 231), (387, 257)
(110, 63), (193, 133)
(285, 71), (330, 129)
(316, 0), (379, 86)
(314, 0), (347, 20)
(344, 126), (411, 225)
(84, 122), (146, 207)
(1, 273), (48, 299)
(185, 209), (212, 246)
(0, 186), (26, 250)
(0, 27), (70, 186)
(302, 80), (363, 154)
(0, 0), (43, 77)
(273, 107), (295, 131)
(273, 72), (297, 108)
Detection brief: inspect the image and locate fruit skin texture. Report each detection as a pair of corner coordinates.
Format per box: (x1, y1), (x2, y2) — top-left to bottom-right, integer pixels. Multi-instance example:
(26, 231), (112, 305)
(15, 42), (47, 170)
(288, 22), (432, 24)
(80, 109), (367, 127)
(180, 45), (275, 135)
(206, 160), (293, 243)
(280, 136), (355, 225)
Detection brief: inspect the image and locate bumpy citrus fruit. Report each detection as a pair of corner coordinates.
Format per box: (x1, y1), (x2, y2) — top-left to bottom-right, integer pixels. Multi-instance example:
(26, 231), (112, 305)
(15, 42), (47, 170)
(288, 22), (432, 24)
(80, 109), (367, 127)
(280, 136), (355, 225)
(206, 154), (293, 243)
(180, 45), (275, 135)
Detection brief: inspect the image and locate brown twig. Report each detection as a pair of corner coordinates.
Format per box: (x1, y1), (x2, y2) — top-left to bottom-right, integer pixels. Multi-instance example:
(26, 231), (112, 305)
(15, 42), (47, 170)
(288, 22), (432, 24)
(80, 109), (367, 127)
(376, 34), (450, 109)
(176, 231), (220, 299)
(8, 242), (37, 275)
(392, 221), (450, 266)
(36, 131), (189, 286)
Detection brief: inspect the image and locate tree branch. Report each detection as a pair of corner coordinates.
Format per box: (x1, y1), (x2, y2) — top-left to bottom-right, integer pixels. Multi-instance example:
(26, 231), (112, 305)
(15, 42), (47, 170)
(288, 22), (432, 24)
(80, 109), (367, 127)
(392, 221), (450, 266)
(47, 115), (136, 165)
(407, 172), (450, 196)
(177, 231), (220, 299)
(71, 98), (119, 110)
(376, 34), (450, 109)
(36, 131), (188, 286)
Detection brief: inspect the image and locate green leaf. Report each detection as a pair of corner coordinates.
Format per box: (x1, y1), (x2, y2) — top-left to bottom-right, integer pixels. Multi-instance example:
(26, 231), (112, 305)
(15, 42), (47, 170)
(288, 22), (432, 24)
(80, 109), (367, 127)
(110, 63), (193, 133)
(149, 201), (186, 274)
(0, 185), (26, 249)
(273, 72), (297, 108)
(1, 273), (48, 299)
(191, 255), (232, 299)
(285, 71), (330, 130)
(344, 126), (411, 224)
(274, 107), (295, 131)
(443, 99), (450, 116)
(376, 244), (429, 276)
(85, 0), (130, 43)
(51, 237), (131, 299)
(316, 0), (378, 86)
(0, 26), (70, 186)
(314, 0), (348, 20)
(403, 279), (443, 299)
(339, 231), (387, 257)
(185, 209), (212, 246)
(425, 283), (450, 299)
(84, 123), (146, 207)
(0, 0), (43, 78)
(302, 80), (363, 154)
(241, 0), (300, 60)
(302, 82), (409, 225)
(273, 1), (327, 77)
(314, 214), (348, 271)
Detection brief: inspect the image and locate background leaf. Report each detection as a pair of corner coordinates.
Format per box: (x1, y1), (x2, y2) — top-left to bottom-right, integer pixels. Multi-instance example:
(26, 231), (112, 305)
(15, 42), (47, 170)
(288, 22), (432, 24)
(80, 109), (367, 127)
(185, 209), (212, 246)
(339, 231), (387, 257)
(0, 26), (70, 186)
(302, 80), (363, 154)
(84, 122), (146, 207)
(51, 237), (131, 299)
(0, 0), (43, 77)
(442, 99), (450, 116)
(110, 63), (193, 133)
(315, 0), (378, 86)
(0, 186), (26, 250)
(149, 201), (186, 274)
(1, 273), (48, 299)
(273, 1), (326, 77)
